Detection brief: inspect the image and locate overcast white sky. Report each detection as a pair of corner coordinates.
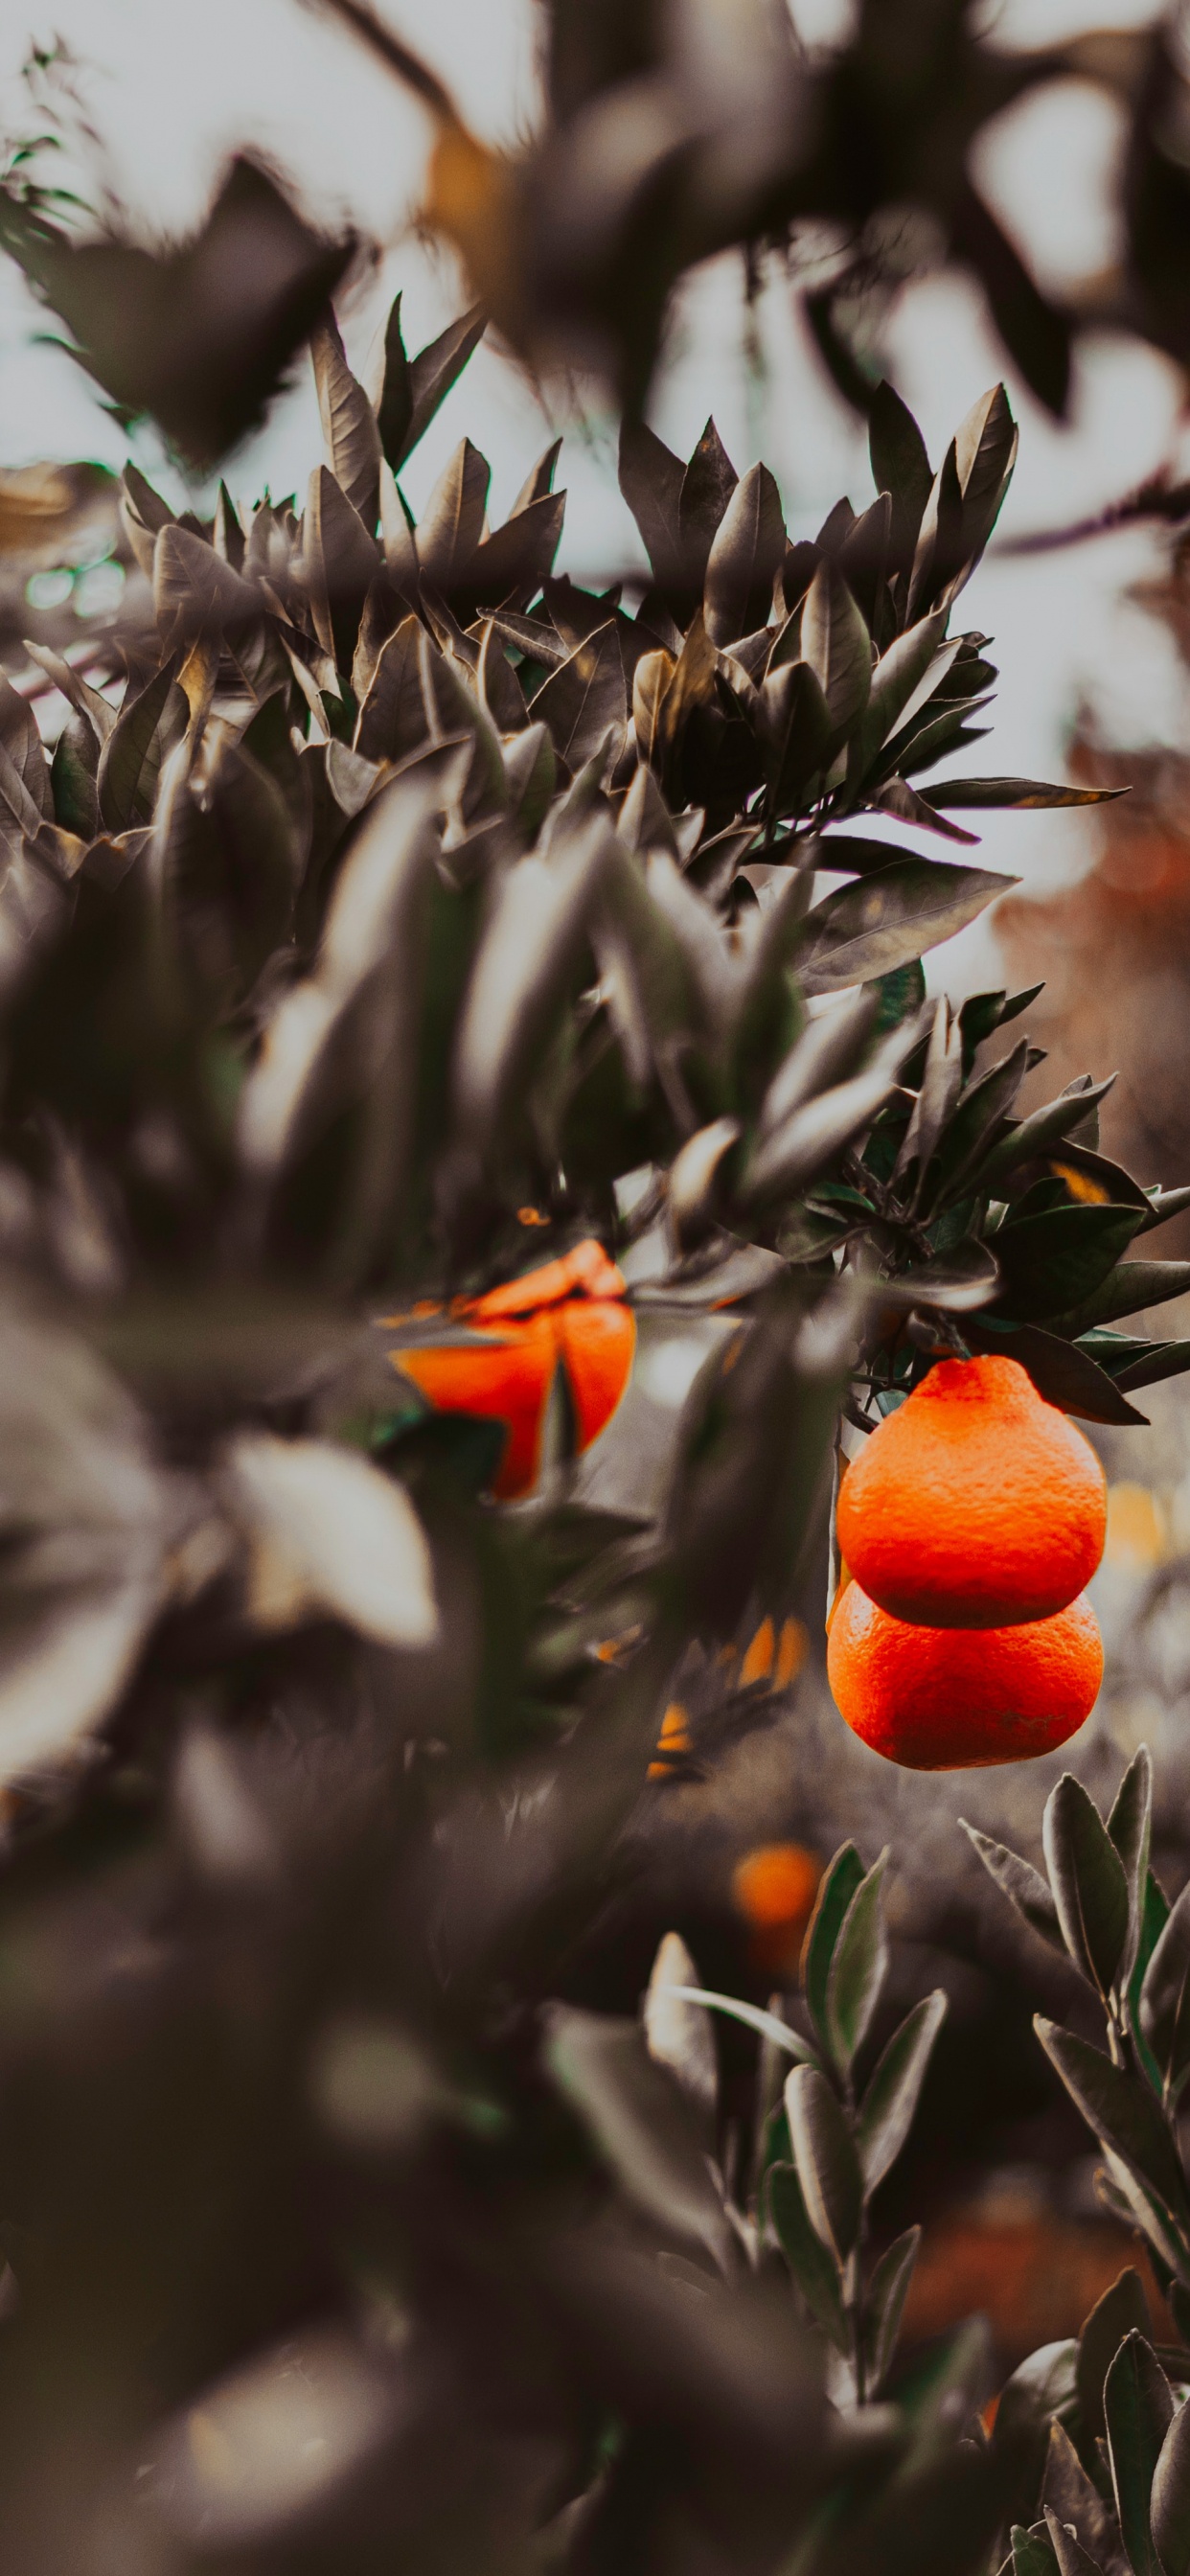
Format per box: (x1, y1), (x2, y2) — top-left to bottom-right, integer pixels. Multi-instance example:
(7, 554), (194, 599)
(0, 0), (1185, 984)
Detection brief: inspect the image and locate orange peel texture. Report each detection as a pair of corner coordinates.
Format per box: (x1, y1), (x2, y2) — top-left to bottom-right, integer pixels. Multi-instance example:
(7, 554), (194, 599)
(835, 1356), (1107, 1628)
(827, 1580), (1103, 1771)
(386, 1239), (634, 1501)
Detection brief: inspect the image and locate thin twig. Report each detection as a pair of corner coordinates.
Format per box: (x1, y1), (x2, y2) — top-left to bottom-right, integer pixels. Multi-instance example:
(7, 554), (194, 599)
(994, 473), (1190, 557)
(300, 0), (458, 126)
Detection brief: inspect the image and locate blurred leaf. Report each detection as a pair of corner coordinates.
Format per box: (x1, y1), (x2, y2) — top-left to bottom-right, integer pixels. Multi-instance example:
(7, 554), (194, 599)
(785, 2064), (863, 2263)
(643, 1934), (718, 2151)
(223, 1432), (439, 1645)
(863, 2226), (920, 2395)
(3, 157), (353, 465)
(669, 1989), (819, 2067)
(974, 1076), (1117, 1191)
(96, 656), (181, 833)
(768, 2159), (849, 2351)
(924, 777), (1122, 811)
(150, 2325), (401, 2549)
(1140, 1884), (1190, 2108)
(544, 2006), (735, 2266)
(450, 809), (614, 1167)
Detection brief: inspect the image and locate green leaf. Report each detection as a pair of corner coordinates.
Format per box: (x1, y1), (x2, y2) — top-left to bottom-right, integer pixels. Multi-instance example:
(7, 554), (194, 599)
(1078, 2269), (1154, 2450)
(1115, 1343), (1190, 1396)
(1140, 1885), (1190, 2108)
(862, 2225), (920, 2394)
(923, 776), (1123, 810)
(668, 1988), (819, 2066)
(96, 656), (180, 832)
(1109, 1749), (1154, 1992)
(1012, 2526), (1060, 2576)
(973, 1077), (1117, 1191)
(800, 556), (871, 739)
(963, 1319), (1150, 1427)
(785, 2064), (863, 2263)
(1132, 1872), (1173, 2096)
(702, 462), (786, 647)
(1105, 2331), (1175, 2576)
(826, 1847), (890, 2079)
(543, 2006), (734, 2266)
(1042, 1773), (1131, 1998)
(961, 1821), (1065, 1952)
(392, 303), (486, 472)
(856, 1991), (947, 2195)
(1051, 1262), (1190, 1338)
(767, 2159), (849, 2351)
(868, 380), (933, 578)
(1035, 2021), (1190, 2226)
(1152, 2400), (1190, 2576)
(993, 1204), (1148, 1322)
(797, 859), (1013, 994)
(802, 1843), (864, 2049)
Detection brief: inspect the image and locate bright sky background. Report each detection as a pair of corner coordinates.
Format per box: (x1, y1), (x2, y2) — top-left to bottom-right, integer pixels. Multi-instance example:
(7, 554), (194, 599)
(0, 0), (1186, 988)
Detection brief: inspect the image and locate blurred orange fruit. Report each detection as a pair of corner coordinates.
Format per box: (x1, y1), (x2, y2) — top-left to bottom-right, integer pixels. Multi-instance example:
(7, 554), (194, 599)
(384, 1239), (634, 1500)
(827, 1580), (1103, 1770)
(836, 1357), (1106, 1628)
(732, 1843), (821, 1972)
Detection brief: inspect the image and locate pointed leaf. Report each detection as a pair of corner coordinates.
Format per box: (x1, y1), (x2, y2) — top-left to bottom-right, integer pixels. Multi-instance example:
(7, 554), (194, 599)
(1152, 2400), (1190, 2576)
(801, 556), (871, 738)
(417, 437), (490, 594)
(869, 380), (933, 580)
(856, 1991), (948, 2195)
(923, 775), (1120, 811)
(1105, 2332), (1174, 2576)
(1140, 1883), (1190, 2104)
(703, 463), (787, 647)
(961, 1821), (1064, 1951)
(797, 859), (1013, 994)
(1110, 1750), (1154, 1992)
(544, 2006), (733, 2265)
(391, 304), (486, 471)
(802, 1842), (864, 2050)
(1043, 1773), (1131, 1997)
(785, 2064), (863, 2262)
(863, 2225), (920, 2394)
(825, 1847), (890, 2078)
(767, 2159), (849, 2351)
(96, 656), (180, 832)
(1035, 2021), (1190, 2224)
(1078, 2270), (1154, 2450)
(310, 306), (381, 528)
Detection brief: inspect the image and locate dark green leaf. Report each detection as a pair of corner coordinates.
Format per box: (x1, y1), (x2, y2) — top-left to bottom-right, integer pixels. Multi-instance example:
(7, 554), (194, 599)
(1109, 1750), (1154, 1993)
(1140, 1885), (1190, 2107)
(826, 1847), (890, 2079)
(856, 1991), (947, 2195)
(869, 380), (933, 579)
(1151, 2399), (1190, 2576)
(802, 1842), (864, 2050)
(800, 555), (871, 738)
(961, 1820), (1064, 1952)
(1051, 1262), (1190, 1338)
(974, 1077), (1117, 1191)
(1042, 1774), (1131, 1998)
(962, 1319), (1150, 1426)
(785, 2064), (863, 2262)
(1012, 2526), (1061, 2576)
(798, 859), (1013, 994)
(923, 776), (1124, 811)
(1132, 1872), (1173, 2097)
(1105, 2332), (1175, 2576)
(96, 656), (180, 832)
(767, 2159), (849, 2350)
(1035, 2022), (1190, 2226)
(993, 1204), (1148, 1322)
(863, 2225), (920, 2394)
(392, 304), (486, 472)
(544, 2007), (733, 2265)
(1078, 2270), (1154, 2450)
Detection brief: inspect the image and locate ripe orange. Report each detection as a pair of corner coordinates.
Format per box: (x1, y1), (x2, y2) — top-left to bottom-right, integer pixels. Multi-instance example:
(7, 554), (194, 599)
(835, 1356), (1106, 1627)
(827, 1579), (1103, 1770)
(384, 1239), (635, 1500)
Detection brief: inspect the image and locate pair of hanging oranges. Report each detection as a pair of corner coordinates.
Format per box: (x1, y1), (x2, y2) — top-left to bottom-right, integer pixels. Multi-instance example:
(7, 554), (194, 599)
(829, 1356), (1107, 1770)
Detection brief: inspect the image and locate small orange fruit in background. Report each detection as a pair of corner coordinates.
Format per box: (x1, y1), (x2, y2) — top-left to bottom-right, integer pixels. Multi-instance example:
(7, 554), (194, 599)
(836, 1356), (1106, 1628)
(384, 1239), (635, 1501)
(732, 1842), (821, 1972)
(827, 1580), (1103, 1770)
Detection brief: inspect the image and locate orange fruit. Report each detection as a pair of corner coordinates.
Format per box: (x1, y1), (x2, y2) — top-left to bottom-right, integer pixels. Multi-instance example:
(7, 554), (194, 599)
(835, 1356), (1106, 1627)
(732, 1843), (821, 1972)
(384, 1239), (635, 1501)
(827, 1580), (1103, 1770)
